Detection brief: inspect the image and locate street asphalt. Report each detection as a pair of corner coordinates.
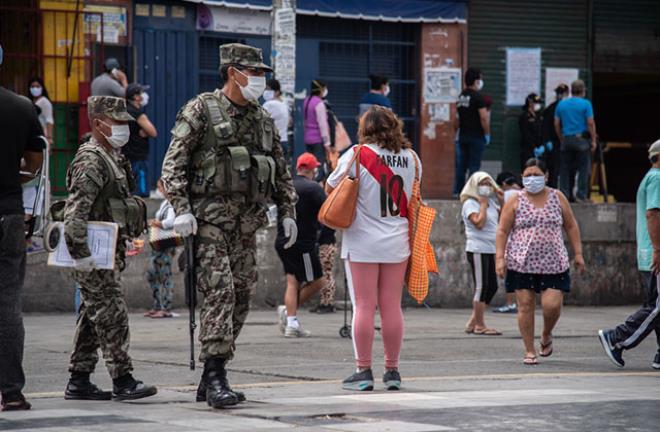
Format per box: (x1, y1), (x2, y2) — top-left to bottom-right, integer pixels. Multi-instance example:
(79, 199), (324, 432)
(4, 306), (660, 431)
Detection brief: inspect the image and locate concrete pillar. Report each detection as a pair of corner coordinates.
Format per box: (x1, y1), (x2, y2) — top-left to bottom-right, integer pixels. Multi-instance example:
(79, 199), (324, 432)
(418, 23), (467, 199)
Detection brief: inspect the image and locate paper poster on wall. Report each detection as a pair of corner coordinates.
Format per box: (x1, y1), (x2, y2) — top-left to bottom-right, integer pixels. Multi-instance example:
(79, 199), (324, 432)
(428, 103), (450, 122)
(423, 67), (462, 103)
(84, 5), (127, 45)
(544, 67), (579, 105)
(506, 48), (541, 106)
(196, 4), (271, 35)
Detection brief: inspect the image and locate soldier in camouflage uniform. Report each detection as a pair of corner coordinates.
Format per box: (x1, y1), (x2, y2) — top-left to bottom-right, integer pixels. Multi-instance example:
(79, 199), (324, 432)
(62, 96), (157, 402)
(161, 43), (298, 408)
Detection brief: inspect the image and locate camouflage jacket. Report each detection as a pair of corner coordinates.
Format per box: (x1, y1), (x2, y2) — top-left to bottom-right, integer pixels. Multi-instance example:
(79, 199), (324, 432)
(63, 138), (133, 260)
(161, 90), (297, 232)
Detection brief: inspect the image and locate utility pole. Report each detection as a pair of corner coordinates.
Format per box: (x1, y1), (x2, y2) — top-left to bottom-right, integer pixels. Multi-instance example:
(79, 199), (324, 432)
(271, 0), (296, 154)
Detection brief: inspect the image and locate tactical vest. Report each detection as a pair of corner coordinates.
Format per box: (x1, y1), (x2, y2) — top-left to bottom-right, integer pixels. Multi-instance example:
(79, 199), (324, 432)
(52, 144), (147, 239)
(188, 92), (277, 205)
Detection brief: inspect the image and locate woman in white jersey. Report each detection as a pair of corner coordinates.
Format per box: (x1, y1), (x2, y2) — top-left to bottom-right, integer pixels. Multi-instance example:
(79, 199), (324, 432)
(326, 106), (420, 391)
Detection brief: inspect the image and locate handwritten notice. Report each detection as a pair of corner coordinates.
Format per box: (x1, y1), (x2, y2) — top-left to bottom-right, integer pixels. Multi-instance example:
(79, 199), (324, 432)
(506, 48), (541, 106)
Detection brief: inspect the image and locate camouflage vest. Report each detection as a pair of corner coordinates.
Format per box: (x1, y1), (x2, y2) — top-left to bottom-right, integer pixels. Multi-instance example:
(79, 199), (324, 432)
(188, 92), (277, 206)
(54, 143), (147, 238)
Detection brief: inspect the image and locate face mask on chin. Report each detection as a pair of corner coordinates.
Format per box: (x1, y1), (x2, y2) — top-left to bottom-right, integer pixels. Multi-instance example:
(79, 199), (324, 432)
(233, 68), (266, 101)
(99, 120), (130, 148)
(523, 175), (546, 194)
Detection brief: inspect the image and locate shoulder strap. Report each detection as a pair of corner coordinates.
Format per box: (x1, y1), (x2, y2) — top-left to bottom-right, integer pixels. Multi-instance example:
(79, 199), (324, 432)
(79, 145), (120, 185)
(410, 149), (420, 182)
(344, 145), (362, 180)
(199, 92), (233, 140)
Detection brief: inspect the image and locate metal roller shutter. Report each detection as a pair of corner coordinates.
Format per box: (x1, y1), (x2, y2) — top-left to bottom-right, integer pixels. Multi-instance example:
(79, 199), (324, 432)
(467, 0), (589, 172)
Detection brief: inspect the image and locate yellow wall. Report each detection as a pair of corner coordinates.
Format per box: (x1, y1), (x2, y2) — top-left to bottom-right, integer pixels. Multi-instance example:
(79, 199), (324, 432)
(40, 0), (87, 103)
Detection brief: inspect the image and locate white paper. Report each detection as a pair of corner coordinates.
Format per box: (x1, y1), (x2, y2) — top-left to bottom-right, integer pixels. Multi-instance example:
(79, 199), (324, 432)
(506, 48), (541, 106)
(428, 103), (450, 122)
(196, 5), (271, 35)
(544, 67), (579, 106)
(48, 222), (118, 270)
(424, 68), (462, 103)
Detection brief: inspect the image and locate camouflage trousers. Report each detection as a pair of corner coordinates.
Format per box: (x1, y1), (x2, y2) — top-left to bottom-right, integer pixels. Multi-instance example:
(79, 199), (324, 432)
(195, 223), (257, 362)
(319, 243), (338, 306)
(147, 249), (174, 311)
(70, 265), (132, 379)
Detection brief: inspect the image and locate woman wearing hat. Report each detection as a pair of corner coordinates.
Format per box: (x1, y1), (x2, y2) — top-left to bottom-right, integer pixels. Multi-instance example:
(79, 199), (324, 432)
(519, 93), (543, 170)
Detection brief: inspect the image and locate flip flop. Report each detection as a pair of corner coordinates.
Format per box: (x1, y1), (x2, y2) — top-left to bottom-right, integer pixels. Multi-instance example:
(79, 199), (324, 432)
(539, 339), (553, 357)
(464, 326), (475, 334)
(474, 328), (502, 336)
(523, 355), (539, 365)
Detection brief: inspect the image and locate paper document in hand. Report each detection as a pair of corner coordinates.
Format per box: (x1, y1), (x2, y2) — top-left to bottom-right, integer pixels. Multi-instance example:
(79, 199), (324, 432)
(47, 222), (119, 270)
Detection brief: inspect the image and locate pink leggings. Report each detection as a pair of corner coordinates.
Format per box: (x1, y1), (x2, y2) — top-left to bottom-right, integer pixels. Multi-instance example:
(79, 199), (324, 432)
(348, 259), (408, 369)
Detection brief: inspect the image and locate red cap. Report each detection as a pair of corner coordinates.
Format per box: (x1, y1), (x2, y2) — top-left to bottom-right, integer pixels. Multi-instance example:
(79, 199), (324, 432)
(296, 152), (321, 170)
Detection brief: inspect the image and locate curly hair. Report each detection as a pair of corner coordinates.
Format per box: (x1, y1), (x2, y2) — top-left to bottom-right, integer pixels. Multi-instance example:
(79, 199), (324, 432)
(358, 106), (411, 153)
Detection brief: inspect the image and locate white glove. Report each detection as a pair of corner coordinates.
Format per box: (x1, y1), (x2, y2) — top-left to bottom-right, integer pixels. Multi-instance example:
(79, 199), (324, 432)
(282, 217), (298, 249)
(174, 213), (198, 237)
(74, 256), (97, 272)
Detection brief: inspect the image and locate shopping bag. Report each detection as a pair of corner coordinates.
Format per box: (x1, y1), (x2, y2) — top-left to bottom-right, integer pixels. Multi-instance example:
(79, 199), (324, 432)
(318, 145), (362, 229)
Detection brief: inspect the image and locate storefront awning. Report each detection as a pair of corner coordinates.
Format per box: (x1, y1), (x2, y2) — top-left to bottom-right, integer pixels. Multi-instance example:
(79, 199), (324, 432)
(183, 0), (466, 23)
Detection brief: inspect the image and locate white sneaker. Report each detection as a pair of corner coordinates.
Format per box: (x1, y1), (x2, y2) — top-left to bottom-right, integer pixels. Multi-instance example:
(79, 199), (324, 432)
(284, 325), (311, 338)
(277, 306), (287, 334)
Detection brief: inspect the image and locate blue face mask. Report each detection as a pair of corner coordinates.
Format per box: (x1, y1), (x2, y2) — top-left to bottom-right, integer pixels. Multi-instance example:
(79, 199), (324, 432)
(523, 175), (546, 194)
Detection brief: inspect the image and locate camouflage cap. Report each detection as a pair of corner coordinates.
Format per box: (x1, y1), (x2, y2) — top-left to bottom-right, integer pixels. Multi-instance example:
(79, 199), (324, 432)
(87, 96), (134, 122)
(220, 43), (273, 72)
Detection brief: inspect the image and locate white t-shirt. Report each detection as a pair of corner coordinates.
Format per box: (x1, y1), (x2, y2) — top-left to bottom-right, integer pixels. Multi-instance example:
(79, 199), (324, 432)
(326, 144), (421, 263)
(34, 97), (54, 133)
(504, 189), (520, 203)
(461, 198), (499, 254)
(263, 99), (289, 143)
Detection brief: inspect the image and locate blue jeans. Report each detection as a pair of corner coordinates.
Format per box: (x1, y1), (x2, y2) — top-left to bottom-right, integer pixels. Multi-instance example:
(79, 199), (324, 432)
(455, 135), (486, 194)
(131, 160), (149, 198)
(560, 136), (591, 200)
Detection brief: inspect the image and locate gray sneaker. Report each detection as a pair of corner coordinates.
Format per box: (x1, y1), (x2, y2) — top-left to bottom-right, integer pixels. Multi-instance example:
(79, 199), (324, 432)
(277, 306), (287, 334)
(342, 369), (374, 391)
(284, 325), (311, 338)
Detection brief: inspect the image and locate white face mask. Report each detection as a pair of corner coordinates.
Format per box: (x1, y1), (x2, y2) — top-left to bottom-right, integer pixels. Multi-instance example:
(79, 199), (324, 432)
(523, 175), (546, 194)
(533, 103), (542, 112)
(30, 86), (43, 98)
(234, 68), (266, 101)
(140, 92), (149, 107)
(478, 185), (493, 197)
(322, 88), (328, 98)
(475, 79), (484, 90)
(384, 85), (390, 97)
(99, 120), (130, 148)
(263, 89), (275, 101)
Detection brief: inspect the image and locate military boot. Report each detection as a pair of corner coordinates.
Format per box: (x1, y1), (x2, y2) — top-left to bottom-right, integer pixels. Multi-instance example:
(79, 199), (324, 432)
(196, 373), (245, 403)
(206, 367), (240, 408)
(64, 372), (111, 401)
(112, 374), (158, 401)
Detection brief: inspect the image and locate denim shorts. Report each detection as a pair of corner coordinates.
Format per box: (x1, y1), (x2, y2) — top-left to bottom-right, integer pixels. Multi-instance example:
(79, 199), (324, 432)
(505, 269), (571, 294)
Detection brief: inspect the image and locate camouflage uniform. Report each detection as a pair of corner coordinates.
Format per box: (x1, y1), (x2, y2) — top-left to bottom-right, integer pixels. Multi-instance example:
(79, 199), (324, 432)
(64, 96), (142, 379)
(161, 44), (296, 363)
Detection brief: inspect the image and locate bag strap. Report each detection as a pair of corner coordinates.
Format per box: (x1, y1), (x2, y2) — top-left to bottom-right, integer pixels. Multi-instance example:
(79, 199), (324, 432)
(344, 145), (362, 180)
(411, 149), (420, 183)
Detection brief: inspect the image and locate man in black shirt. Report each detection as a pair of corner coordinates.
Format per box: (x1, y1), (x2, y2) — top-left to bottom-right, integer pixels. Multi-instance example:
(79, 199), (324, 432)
(124, 83), (157, 197)
(0, 45), (45, 410)
(454, 67), (491, 195)
(275, 153), (326, 338)
(542, 84), (569, 189)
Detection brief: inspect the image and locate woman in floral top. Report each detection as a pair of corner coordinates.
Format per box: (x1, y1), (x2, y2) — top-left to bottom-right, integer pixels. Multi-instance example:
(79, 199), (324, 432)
(496, 158), (585, 365)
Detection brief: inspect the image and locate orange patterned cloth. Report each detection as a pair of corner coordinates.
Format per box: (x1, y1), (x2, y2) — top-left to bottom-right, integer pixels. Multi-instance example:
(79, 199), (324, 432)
(406, 169), (438, 304)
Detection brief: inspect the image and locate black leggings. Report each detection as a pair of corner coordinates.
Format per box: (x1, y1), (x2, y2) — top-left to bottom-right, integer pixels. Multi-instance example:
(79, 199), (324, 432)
(305, 143), (328, 181)
(467, 252), (498, 304)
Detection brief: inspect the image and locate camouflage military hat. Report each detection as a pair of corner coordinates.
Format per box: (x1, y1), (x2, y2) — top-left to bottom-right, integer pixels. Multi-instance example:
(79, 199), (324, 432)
(220, 43), (273, 72)
(87, 96), (134, 121)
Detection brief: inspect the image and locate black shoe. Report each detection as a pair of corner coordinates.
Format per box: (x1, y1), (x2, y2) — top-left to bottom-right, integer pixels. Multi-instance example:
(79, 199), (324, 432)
(383, 370), (401, 391)
(196, 376), (245, 403)
(206, 370), (240, 408)
(317, 304), (336, 314)
(65, 379), (112, 400)
(112, 378), (158, 401)
(1, 393), (31, 411)
(652, 352), (660, 370)
(342, 369), (374, 391)
(598, 329), (625, 367)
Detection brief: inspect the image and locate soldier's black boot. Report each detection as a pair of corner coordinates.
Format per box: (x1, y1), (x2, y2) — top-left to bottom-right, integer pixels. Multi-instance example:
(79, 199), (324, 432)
(65, 372), (111, 401)
(204, 358), (239, 408)
(196, 371), (245, 403)
(112, 373), (158, 401)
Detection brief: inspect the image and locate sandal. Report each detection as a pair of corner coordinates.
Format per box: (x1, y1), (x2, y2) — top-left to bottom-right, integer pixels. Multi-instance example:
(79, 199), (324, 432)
(473, 327), (502, 336)
(523, 355), (539, 365)
(539, 339), (553, 357)
(464, 326), (475, 334)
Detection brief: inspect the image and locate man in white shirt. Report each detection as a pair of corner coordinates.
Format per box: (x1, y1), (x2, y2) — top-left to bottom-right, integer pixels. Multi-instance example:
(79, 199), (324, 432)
(263, 79), (290, 162)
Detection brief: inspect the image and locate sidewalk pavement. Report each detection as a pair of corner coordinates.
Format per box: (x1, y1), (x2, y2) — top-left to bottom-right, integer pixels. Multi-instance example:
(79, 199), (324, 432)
(6, 306), (660, 431)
